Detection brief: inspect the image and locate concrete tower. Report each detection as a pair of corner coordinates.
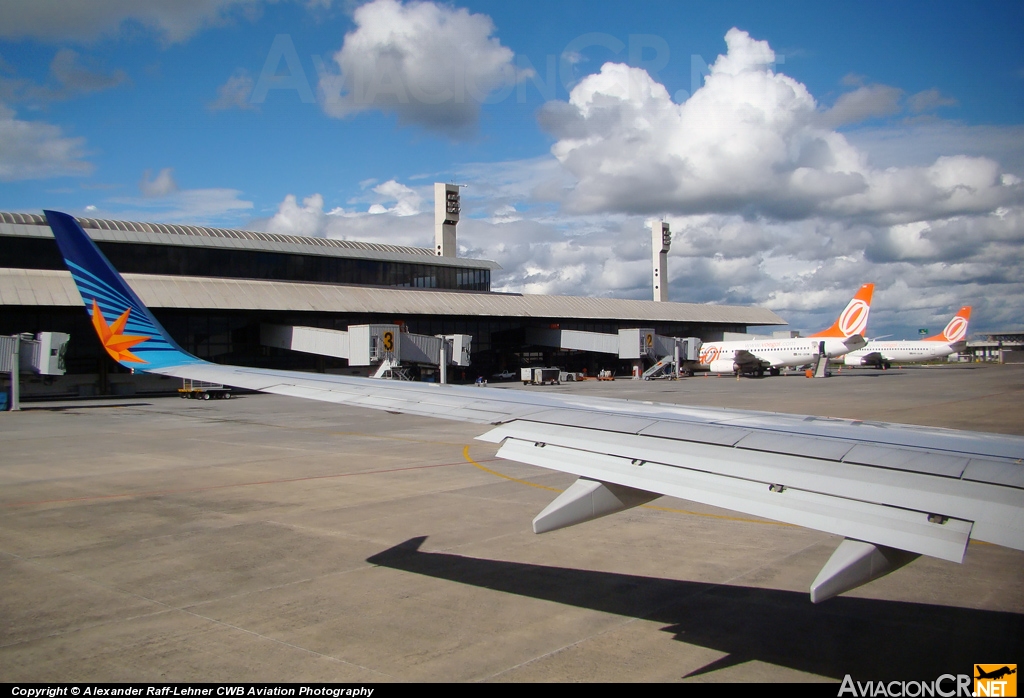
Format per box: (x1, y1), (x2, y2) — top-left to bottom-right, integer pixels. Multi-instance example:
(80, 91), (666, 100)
(652, 220), (671, 302)
(434, 183), (460, 257)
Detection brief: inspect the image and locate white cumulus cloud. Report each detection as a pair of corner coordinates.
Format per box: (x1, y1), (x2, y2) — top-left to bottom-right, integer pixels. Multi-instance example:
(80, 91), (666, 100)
(317, 0), (519, 135)
(266, 193), (327, 236)
(367, 179), (423, 216)
(542, 28), (1023, 225)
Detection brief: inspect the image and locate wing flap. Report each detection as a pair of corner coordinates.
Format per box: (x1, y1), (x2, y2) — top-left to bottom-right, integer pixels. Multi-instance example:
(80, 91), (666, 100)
(479, 420), (1024, 555)
(494, 437), (972, 562)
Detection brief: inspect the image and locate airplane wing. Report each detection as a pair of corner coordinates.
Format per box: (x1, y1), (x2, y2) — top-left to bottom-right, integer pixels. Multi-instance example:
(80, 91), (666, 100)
(44, 209), (1024, 603)
(731, 349), (769, 370)
(842, 334), (868, 351)
(858, 351), (885, 365)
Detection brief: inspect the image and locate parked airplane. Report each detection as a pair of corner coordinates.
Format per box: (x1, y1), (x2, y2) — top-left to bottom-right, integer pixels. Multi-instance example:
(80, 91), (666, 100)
(43, 210), (1024, 603)
(696, 284), (874, 376)
(844, 307), (971, 369)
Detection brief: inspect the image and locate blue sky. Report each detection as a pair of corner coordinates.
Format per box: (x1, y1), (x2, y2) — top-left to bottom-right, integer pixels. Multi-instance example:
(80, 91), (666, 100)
(2, 0), (1023, 337)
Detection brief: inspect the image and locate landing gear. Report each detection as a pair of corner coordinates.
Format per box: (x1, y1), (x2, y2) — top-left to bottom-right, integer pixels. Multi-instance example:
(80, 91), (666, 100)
(769, 367), (781, 377)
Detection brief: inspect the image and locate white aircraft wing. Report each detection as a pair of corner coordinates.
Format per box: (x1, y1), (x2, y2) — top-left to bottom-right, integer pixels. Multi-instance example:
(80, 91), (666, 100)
(45, 208), (1024, 603)
(156, 361), (1024, 601)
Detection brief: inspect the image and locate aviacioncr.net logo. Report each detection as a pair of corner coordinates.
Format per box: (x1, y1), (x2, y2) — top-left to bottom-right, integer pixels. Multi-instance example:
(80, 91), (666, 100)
(839, 674), (973, 697)
(838, 299), (870, 336)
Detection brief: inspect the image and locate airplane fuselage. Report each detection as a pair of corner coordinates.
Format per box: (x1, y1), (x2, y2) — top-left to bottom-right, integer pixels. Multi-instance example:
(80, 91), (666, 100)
(699, 336), (864, 375)
(844, 340), (961, 368)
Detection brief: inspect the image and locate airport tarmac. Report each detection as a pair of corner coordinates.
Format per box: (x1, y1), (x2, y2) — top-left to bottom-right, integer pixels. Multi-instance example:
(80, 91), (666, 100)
(1, 364), (1022, 683)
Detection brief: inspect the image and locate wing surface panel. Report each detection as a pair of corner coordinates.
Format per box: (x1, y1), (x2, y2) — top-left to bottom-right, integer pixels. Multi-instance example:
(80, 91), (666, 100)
(734, 431), (856, 461)
(638, 420), (752, 446)
(963, 459), (1024, 489)
(843, 444), (969, 478)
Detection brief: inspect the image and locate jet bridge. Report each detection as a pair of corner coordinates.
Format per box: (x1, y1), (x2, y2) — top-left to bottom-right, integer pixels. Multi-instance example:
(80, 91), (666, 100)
(2, 332), (70, 410)
(260, 324), (471, 381)
(525, 327), (701, 377)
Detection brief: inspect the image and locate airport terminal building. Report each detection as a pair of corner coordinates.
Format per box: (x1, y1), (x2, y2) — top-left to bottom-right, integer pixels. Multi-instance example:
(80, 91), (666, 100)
(0, 207), (784, 396)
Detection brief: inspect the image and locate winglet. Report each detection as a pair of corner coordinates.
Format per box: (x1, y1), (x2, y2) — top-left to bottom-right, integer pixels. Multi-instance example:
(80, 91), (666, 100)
(925, 306), (971, 343)
(44, 210), (202, 371)
(808, 284), (874, 338)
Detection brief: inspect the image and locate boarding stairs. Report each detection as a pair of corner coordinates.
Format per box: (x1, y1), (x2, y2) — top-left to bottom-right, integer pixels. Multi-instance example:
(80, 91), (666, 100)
(372, 358), (412, 381)
(642, 355), (675, 380)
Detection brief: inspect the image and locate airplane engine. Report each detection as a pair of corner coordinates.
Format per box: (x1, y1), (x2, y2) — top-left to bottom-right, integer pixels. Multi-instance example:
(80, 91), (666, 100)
(709, 358), (738, 374)
(844, 355), (866, 366)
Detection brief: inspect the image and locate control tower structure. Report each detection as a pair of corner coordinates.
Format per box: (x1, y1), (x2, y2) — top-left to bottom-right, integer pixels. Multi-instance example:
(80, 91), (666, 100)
(435, 183), (460, 257)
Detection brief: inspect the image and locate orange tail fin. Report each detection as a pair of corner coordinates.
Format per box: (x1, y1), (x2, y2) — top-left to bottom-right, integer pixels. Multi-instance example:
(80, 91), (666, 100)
(808, 284), (874, 338)
(925, 306), (971, 342)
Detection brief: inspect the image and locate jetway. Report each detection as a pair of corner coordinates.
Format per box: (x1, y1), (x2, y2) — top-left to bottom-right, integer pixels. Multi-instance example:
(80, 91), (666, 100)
(525, 327), (701, 377)
(526, 327), (667, 359)
(260, 324), (471, 380)
(2, 332), (70, 410)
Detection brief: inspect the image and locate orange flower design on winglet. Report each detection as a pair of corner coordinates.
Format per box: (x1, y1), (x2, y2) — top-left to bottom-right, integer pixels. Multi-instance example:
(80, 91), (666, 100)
(91, 299), (150, 364)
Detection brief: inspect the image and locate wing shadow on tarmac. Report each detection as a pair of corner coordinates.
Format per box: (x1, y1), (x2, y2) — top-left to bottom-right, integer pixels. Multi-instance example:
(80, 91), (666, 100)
(367, 537), (1023, 680)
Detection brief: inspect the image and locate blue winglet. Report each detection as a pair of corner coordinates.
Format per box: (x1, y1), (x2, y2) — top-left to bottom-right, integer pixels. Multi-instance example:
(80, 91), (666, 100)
(44, 210), (202, 371)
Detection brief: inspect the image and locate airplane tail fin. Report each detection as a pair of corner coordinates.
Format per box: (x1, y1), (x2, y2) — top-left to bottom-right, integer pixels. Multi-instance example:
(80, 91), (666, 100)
(44, 210), (202, 371)
(925, 306), (971, 343)
(808, 284), (874, 339)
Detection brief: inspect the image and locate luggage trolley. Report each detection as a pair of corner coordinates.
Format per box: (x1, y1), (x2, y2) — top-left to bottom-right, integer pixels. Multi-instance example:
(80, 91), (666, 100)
(179, 378), (232, 400)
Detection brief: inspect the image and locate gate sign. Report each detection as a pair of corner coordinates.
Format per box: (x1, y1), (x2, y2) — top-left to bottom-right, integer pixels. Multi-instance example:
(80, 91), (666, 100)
(383, 331), (394, 352)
